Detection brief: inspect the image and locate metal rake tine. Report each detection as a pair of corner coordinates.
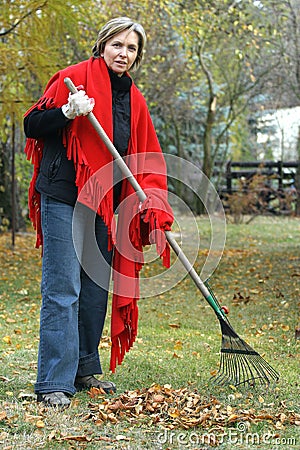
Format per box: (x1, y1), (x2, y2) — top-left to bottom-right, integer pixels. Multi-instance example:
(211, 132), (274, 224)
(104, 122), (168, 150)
(261, 355), (280, 380)
(236, 352), (247, 385)
(252, 356), (270, 383)
(238, 352), (268, 386)
(254, 354), (279, 382)
(221, 336), (236, 383)
(241, 353), (258, 385)
(221, 352), (233, 385)
(230, 351), (240, 385)
(238, 352), (277, 386)
(245, 348), (279, 383)
(213, 354), (229, 385)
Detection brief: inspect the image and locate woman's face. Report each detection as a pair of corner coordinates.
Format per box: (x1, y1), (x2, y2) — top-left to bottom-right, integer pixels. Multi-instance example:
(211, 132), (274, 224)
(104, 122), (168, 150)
(103, 30), (139, 75)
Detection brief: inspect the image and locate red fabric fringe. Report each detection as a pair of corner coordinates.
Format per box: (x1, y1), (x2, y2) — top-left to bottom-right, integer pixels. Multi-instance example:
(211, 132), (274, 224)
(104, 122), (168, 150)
(110, 193), (173, 372)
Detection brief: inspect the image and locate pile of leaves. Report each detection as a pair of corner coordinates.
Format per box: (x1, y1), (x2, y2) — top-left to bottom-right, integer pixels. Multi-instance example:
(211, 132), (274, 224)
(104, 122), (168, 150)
(85, 383), (300, 431)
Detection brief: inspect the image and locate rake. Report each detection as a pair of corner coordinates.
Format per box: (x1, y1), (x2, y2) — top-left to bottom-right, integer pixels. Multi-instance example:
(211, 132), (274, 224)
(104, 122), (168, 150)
(64, 77), (280, 387)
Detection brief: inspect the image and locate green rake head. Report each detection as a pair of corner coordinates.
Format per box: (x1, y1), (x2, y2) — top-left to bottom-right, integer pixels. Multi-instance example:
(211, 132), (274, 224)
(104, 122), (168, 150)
(203, 281), (280, 387)
(211, 318), (280, 387)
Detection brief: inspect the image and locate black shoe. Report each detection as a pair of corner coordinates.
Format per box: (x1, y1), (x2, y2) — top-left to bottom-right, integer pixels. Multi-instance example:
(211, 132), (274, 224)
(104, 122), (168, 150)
(37, 391), (71, 408)
(75, 375), (116, 394)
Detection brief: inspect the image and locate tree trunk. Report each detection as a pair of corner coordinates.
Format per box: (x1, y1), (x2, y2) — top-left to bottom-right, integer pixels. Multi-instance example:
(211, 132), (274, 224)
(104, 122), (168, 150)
(202, 95), (216, 180)
(196, 95), (216, 214)
(295, 128), (300, 216)
(0, 142), (12, 231)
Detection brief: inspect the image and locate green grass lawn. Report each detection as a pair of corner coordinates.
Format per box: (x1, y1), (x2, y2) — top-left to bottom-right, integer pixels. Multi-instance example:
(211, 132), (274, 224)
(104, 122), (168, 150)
(0, 216), (299, 449)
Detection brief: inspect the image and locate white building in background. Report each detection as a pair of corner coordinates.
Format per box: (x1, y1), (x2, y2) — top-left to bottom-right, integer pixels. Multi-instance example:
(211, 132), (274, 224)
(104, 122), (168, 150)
(256, 106), (300, 160)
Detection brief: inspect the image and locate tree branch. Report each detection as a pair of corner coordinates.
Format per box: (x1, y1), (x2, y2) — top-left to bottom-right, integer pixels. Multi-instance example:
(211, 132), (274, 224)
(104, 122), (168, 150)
(0, 1), (48, 37)
(198, 40), (215, 102)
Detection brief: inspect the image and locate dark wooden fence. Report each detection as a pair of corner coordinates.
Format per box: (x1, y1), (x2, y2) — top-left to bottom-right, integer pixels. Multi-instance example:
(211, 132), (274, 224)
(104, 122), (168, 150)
(217, 160), (299, 215)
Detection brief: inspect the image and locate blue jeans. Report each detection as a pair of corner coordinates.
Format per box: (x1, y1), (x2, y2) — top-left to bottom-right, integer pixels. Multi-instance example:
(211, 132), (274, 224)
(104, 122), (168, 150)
(35, 195), (113, 395)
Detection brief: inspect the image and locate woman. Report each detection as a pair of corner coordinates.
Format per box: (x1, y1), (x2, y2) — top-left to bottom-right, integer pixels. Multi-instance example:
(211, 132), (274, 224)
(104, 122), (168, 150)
(24, 17), (173, 407)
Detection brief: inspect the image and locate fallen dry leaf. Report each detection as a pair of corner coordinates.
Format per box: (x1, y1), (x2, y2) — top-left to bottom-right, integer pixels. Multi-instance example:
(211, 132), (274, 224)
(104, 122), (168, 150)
(61, 435), (91, 442)
(0, 432), (9, 441)
(0, 376), (11, 382)
(116, 434), (130, 441)
(35, 420), (45, 428)
(2, 336), (12, 345)
(87, 387), (106, 398)
(0, 411), (7, 421)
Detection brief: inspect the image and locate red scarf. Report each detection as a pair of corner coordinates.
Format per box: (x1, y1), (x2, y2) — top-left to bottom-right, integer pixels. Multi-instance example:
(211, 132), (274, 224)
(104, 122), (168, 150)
(24, 57), (173, 372)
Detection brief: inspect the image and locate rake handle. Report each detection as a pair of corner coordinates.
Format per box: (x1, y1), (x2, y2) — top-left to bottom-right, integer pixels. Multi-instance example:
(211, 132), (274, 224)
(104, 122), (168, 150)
(64, 77), (225, 319)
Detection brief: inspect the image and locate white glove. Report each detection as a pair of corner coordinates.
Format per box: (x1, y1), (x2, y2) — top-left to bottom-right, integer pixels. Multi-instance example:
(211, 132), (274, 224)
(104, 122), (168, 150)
(62, 90), (95, 120)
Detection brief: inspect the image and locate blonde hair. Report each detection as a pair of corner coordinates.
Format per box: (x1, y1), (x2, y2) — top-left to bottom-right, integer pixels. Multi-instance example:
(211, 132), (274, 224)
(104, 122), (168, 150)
(92, 17), (147, 71)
